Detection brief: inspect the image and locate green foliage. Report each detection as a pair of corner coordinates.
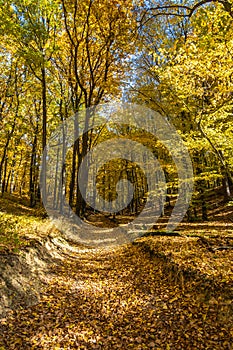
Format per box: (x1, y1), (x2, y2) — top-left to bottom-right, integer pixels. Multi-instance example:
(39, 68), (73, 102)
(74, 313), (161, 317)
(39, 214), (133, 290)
(0, 212), (21, 250)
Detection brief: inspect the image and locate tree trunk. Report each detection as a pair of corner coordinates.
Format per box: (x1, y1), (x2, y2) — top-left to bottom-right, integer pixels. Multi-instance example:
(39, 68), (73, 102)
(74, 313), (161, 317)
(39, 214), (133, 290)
(30, 131), (38, 207)
(198, 121), (232, 201)
(41, 64), (47, 206)
(1, 156), (8, 196)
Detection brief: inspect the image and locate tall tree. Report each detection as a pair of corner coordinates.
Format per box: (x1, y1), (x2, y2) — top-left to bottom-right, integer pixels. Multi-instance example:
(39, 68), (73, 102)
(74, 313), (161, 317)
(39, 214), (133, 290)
(58, 0), (137, 216)
(0, 0), (61, 203)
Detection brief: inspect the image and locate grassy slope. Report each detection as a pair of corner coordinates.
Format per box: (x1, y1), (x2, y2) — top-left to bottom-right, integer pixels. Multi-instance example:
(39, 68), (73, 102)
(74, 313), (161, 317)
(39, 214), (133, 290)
(0, 194), (45, 253)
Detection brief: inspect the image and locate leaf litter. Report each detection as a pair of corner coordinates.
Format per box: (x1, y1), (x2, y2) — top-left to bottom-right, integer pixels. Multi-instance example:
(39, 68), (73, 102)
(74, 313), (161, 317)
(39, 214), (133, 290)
(0, 236), (232, 350)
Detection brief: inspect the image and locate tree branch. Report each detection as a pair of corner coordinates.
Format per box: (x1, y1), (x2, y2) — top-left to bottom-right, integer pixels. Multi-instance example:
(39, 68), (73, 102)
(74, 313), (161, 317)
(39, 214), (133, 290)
(140, 0), (233, 27)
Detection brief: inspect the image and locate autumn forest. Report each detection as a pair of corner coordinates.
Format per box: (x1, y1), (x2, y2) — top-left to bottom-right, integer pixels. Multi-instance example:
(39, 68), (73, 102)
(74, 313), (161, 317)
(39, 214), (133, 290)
(0, 0), (233, 349)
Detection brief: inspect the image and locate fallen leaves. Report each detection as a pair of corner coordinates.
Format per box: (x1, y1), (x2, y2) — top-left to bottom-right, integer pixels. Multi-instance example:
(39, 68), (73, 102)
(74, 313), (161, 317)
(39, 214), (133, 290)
(0, 240), (232, 349)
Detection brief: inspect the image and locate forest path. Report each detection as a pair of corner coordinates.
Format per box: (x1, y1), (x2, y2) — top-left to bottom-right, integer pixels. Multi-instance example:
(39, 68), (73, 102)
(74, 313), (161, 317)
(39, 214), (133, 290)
(1, 241), (232, 350)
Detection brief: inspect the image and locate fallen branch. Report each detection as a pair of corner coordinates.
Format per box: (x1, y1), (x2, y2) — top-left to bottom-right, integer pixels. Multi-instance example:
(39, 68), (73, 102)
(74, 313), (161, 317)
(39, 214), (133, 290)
(142, 231), (185, 237)
(208, 246), (233, 252)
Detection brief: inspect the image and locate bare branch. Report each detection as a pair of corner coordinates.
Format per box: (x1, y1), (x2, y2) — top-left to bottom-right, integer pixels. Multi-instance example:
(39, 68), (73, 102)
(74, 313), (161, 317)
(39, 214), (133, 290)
(140, 0), (233, 27)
